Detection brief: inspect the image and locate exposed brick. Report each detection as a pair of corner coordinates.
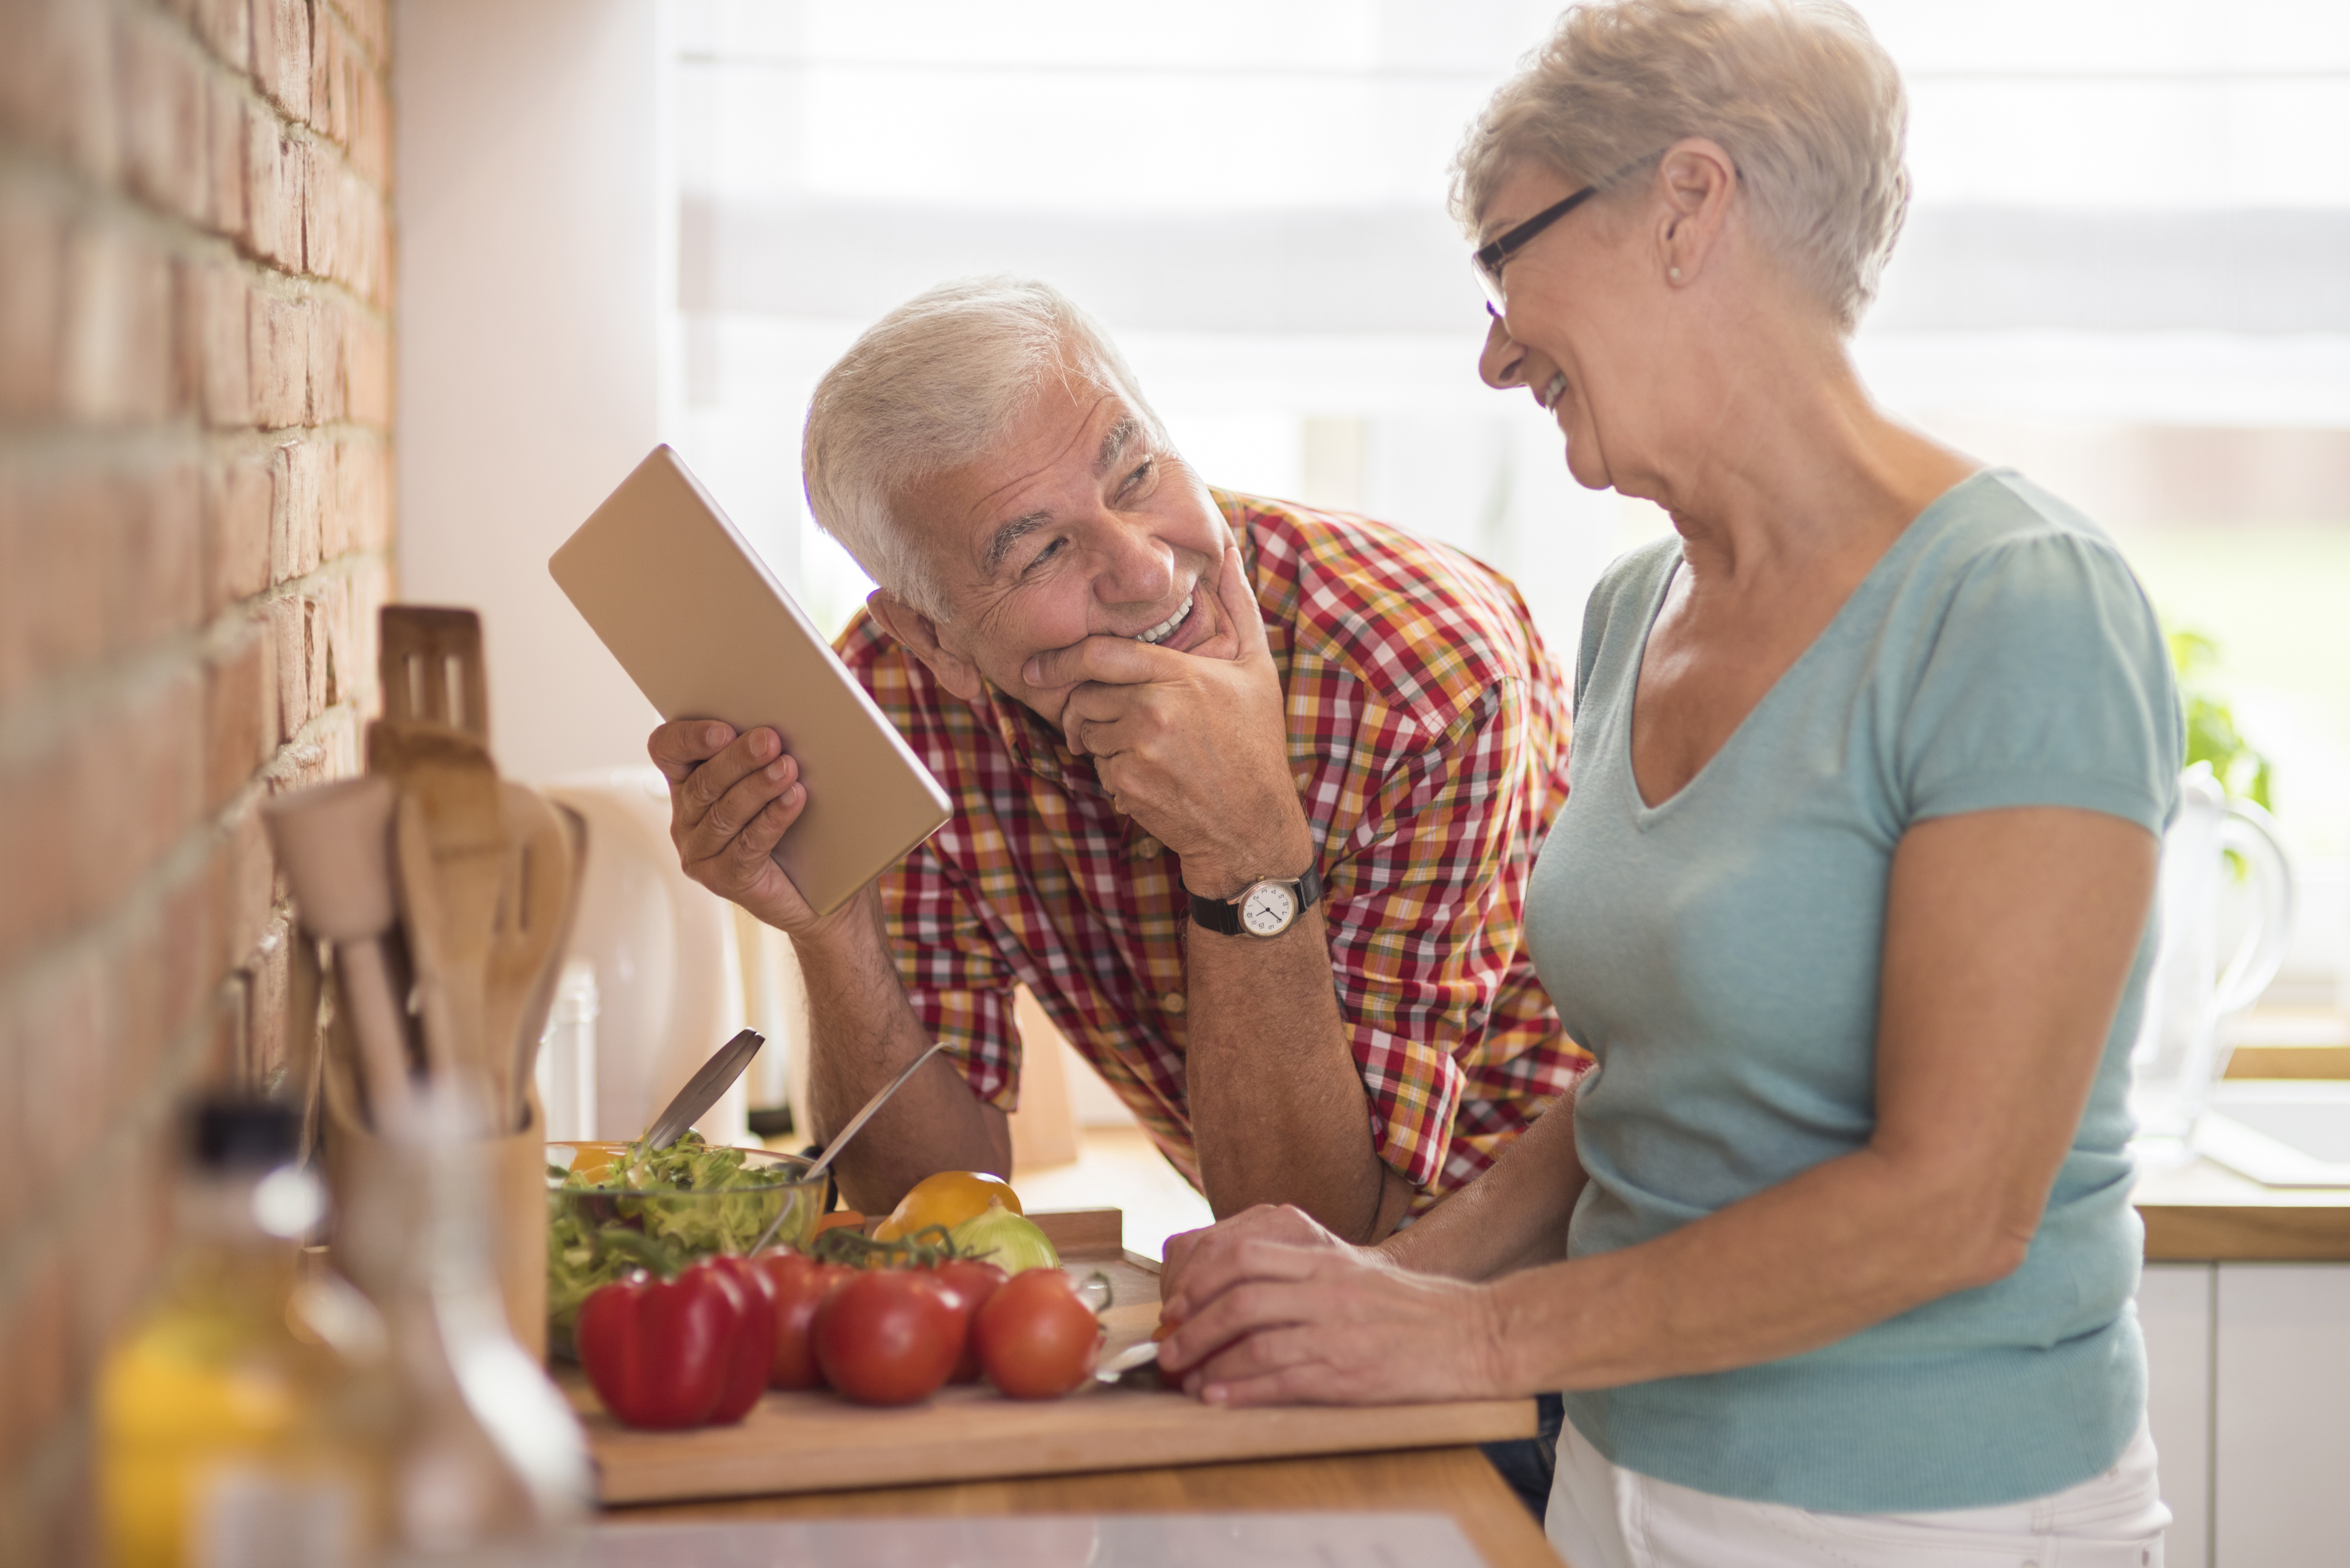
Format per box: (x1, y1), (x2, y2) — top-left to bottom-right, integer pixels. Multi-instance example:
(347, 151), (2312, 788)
(0, 0), (392, 1523)
(207, 72), (249, 240)
(217, 797), (276, 991)
(122, 459), (204, 652)
(344, 35), (390, 190)
(249, 0), (312, 126)
(203, 613), (274, 811)
(246, 288), (307, 428)
(182, 258), (252, 427)
(335, 437), (389, 554)
(189, 0), (253, 75)
(329, 0), (389, 71)
(118, 11), (210, 228)
(0, 468), (121, 695)
(242, 108), (306, 271)
(0, 1235), (74, 1476)
(306, 296), (344, 422)
(301, 140), (337, 286)
(202, 446), (273, 611)
(61, 221), (177, 425)
(0, 0), (122, 185)
(269, 591), (319, 740)
(72, 1133), (176, 1379)
(242, 915), (292, 1084)
(269, 436), (324, 581)
(309, 4), (349, 148)
(343, 306), (388, 428)
(0, 176), (66, 418)
(0, 668), (207, 968)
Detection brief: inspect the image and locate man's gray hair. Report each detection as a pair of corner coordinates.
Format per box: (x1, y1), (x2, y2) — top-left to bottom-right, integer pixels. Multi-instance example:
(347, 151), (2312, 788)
(1451, 0), (1910, 333)
(802, 276), (1166, 620)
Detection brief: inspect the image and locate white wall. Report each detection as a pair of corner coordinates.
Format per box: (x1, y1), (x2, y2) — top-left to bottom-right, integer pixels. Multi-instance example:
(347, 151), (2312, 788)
(394, 0), (670, 782)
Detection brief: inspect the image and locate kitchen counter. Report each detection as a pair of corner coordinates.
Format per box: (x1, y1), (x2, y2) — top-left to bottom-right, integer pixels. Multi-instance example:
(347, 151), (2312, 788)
(2135, 1156), (2350, 1261)
(613, 1447), (1562, 1568)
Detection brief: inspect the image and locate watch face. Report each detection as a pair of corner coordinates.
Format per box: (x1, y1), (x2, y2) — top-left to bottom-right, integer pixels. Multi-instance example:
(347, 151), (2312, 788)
(1239, 881), (1298, 937)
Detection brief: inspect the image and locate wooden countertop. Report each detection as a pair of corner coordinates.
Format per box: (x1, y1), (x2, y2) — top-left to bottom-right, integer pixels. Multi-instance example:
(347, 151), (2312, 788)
(2135, 1156), (2350, 1262)
(611, 1446), (1563, 1568)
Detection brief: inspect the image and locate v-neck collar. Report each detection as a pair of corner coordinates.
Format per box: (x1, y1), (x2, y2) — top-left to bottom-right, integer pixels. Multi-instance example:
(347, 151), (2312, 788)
(1621, 470), (1995, 822)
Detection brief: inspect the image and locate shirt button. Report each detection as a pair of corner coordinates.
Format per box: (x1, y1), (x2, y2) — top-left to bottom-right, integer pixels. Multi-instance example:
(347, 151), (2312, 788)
(1132, 836), (1162, 859)
(1161, 991), (1186, 1015)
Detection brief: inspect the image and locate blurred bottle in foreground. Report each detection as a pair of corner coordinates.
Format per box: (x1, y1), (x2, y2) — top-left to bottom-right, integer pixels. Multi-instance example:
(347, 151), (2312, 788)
(99, 1100), (394, 1568)
(349, 1084), (590, 1566)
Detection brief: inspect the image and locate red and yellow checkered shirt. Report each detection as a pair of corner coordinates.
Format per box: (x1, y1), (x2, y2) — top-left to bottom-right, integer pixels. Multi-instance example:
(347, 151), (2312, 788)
(835, 491), (1587, 1202)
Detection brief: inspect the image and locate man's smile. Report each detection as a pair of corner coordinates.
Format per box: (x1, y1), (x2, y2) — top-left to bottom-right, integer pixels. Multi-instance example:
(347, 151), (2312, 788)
(1133, 589), (1196, 646)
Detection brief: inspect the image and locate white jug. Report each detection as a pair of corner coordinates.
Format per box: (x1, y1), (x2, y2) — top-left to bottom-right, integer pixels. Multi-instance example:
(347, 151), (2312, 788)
(2127, 763), (2293, 1164)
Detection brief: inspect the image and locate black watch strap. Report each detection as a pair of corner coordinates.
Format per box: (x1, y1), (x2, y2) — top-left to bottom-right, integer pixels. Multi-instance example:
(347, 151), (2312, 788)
(1187, 862), (1325, 937)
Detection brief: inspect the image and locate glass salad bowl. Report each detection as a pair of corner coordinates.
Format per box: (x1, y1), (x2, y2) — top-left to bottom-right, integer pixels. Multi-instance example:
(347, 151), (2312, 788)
(544, 1136), (826, 1358)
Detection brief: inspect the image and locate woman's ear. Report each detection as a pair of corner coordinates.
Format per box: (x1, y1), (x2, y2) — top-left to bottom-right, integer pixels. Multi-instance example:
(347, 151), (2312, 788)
(866, 589), (984, 702)
(1653, 137), (1739, 286)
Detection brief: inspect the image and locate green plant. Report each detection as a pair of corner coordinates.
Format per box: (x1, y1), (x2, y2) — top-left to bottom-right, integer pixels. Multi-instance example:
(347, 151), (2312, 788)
(2169, 628), (2275, 810)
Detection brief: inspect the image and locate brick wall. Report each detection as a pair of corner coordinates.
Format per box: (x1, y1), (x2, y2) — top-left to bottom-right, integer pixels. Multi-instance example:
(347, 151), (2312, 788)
(0, 0), (393, 1555)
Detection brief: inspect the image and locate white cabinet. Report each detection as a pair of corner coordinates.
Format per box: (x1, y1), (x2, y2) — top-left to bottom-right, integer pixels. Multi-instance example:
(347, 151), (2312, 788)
(2213, 1264), (2350, 1566)
(2141, 1263), (2214, 1568)
(2138, 1261), (2350, 1566)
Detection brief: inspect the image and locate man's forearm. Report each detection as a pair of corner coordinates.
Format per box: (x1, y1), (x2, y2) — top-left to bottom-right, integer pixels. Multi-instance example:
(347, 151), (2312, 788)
(793, 892), (1010, 1214)
(1184, 906), (1411, 1241)
(1378, 1089), (1583, 1280)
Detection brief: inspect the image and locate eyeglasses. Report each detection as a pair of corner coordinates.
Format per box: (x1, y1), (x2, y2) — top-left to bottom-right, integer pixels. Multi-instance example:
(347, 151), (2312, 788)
(1472, 153), (1668, 314)
(1471, 184), (1602, 313)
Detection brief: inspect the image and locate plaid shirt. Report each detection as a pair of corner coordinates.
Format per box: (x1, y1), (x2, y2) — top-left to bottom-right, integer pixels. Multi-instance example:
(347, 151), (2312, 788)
(836, 491), (1587, 1202)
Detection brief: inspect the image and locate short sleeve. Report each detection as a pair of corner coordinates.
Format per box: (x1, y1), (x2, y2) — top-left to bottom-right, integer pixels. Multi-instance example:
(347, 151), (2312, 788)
(880, 845), (1020, 1109)
(1899, 531), (2180, 836)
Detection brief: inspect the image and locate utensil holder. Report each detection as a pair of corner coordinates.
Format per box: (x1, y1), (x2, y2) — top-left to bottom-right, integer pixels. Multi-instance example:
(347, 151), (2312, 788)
(321, 1002), (550, 1362)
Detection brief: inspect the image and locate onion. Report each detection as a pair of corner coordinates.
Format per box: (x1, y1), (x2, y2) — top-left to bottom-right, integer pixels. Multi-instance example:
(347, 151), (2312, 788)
(947, 1199), (1060, 1274)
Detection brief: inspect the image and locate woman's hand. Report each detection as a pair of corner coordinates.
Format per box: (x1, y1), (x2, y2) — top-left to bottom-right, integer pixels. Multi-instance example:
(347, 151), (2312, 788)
(1155, 1207), (1515, 1407)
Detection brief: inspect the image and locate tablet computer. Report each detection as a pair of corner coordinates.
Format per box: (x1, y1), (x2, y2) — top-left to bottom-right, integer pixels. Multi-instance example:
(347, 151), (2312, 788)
(549, 445), (951, 916)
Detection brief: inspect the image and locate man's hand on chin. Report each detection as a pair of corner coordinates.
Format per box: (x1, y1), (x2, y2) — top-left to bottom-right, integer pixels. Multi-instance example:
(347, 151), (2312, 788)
(1021, 546), (1311, 898)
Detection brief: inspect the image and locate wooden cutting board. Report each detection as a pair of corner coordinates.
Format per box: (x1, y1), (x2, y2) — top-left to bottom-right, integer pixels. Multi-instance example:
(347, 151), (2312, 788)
(574, 1208), (1537, 1505)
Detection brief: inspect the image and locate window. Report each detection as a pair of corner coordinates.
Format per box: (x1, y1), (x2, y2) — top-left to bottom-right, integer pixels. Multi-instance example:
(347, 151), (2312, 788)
(666, 0), (2350, 1005)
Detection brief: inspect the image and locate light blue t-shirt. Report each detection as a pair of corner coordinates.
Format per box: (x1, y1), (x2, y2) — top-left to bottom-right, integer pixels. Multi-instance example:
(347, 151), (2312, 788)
(1528, 470), (2181, 1513)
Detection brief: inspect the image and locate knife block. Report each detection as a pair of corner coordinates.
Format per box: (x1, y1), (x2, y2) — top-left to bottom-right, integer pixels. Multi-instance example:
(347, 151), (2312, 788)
(320, 1010), (551, 1363)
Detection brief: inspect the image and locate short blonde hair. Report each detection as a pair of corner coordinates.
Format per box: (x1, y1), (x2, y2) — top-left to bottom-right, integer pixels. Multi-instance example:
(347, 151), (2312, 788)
(1452, 0), (1910, 331)
(802, 276), (1165, 620)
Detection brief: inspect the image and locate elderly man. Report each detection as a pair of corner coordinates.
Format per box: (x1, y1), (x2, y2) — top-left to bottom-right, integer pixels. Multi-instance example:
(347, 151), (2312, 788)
(651, 277), (1583, 1242)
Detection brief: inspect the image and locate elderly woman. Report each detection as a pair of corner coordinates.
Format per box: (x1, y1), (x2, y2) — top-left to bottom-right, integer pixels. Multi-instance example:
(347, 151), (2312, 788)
(1153, 2), (2180, 1563)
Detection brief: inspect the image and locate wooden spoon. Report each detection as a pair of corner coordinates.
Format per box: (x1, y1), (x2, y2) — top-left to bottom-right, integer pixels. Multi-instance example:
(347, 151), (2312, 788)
(484, 784), (583, 1130)
(370, 606), (507, 1092)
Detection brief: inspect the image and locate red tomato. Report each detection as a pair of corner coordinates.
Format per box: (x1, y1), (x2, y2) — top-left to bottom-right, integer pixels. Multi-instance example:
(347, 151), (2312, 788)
(813, 1268), (961, 1406)
(928, 1258), (1009, 1384)
(575, 1258), (750, 1429)
(752, 1249), (851, 1391)
(700, 1254), (777, 1423)
(975, 1269), (1102, 1400)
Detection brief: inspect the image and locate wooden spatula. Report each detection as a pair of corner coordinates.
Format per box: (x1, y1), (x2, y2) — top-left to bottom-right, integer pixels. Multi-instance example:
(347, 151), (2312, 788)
(370, 606), (506, 1091)
(484, 784), (583, 1130)
(379, 603), (491, 740)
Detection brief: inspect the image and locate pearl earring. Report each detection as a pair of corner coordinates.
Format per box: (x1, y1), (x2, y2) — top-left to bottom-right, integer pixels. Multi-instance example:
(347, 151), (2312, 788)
(1669, 266), (1683, 282)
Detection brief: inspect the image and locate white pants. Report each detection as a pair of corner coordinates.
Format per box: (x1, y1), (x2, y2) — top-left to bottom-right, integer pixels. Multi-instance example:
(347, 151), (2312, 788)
(1548, 1415), (2171, 1568)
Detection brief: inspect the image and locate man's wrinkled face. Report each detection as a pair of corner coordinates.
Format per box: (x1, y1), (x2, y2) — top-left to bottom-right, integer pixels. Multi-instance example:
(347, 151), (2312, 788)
(897, 365), (1232, 728)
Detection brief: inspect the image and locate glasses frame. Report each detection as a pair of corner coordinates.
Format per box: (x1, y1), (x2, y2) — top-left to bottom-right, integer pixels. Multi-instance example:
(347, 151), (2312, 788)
(1472, 184), (1601, 311)
(1472, 153), (1672, 314)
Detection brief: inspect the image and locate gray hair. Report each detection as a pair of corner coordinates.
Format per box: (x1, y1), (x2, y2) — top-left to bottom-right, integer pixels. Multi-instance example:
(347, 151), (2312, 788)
(1451, 0), (1910, 332)
(802, 276), (1166, 620)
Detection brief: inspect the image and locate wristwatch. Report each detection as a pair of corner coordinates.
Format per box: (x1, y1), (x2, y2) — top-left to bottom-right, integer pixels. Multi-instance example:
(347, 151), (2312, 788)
(1189, 863), (1325, 938)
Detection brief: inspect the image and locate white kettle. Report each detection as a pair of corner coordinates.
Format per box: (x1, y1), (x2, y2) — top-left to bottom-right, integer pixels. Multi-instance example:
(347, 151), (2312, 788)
(2127, 763), (2294, 1164)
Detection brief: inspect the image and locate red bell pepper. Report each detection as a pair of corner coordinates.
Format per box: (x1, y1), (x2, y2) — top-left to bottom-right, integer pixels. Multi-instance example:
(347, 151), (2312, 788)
(700, 1254), (777, 1423)
(575, 1257), (751, 1430)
